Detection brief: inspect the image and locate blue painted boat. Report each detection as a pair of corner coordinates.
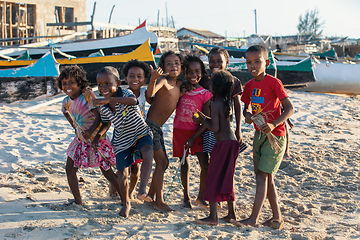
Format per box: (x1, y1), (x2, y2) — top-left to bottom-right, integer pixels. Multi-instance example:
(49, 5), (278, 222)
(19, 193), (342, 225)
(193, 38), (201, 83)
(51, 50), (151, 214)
(0, 51), (59, 103)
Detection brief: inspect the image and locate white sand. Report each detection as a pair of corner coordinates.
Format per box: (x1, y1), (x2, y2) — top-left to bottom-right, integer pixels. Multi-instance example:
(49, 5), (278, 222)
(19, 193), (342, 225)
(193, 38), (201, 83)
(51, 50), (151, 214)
(0, 90), (360, 239)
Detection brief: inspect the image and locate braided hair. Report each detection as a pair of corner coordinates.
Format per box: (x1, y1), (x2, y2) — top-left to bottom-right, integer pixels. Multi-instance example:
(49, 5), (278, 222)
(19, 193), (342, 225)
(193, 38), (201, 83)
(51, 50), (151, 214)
(211, 70), (234, 118)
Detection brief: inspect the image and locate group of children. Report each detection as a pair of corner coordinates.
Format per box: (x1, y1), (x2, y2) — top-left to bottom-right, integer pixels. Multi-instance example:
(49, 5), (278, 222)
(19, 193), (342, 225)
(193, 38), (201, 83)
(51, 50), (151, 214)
(56, 44), (294, 229)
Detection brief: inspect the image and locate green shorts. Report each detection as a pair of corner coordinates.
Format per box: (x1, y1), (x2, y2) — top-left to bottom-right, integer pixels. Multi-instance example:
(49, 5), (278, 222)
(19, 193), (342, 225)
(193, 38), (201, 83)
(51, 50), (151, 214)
(253, 131), (286, 174)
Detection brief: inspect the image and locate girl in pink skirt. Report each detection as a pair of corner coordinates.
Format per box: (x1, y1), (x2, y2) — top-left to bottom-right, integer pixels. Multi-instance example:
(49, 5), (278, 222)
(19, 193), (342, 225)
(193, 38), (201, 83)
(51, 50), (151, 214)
(56, 65), (121, 205)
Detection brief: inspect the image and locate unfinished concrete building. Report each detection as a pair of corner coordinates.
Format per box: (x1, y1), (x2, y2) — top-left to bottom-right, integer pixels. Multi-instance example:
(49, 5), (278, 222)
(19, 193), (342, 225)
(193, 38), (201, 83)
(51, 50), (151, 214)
(0, 0), (86, 45)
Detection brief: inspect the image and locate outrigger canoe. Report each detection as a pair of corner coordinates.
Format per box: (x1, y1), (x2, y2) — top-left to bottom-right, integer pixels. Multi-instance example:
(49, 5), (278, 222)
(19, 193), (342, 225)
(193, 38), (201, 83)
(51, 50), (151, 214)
(0, 39), (156, 85)
(1, 21), (158, 59)
(0, 51), (59, 103)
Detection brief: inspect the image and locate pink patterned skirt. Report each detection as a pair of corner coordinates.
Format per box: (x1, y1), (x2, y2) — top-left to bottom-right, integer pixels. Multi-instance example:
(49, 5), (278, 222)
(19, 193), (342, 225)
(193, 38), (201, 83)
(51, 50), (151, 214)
(66, 136), (116, 171)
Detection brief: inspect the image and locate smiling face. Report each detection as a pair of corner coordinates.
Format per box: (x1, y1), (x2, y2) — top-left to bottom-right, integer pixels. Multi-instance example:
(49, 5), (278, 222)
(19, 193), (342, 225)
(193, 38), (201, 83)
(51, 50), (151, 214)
(125, 66), (145, 92)
(186, 61), (202, 88)
(245, 51), (270, 81)
(209, 52), (228, 72)
(97, 73), (120, 98)
(61, 77), (81, 100)
(163, 54), (181, 79)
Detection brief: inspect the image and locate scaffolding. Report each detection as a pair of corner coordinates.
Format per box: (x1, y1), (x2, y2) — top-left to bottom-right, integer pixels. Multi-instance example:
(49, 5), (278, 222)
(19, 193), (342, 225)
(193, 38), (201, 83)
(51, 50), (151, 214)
(0, 1), (36, 45)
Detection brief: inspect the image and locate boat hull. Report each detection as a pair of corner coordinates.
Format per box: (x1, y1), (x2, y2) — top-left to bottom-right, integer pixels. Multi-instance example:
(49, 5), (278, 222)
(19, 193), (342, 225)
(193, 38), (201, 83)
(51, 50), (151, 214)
(0, 76), (58, 103)
(3, 23), (158, 59)
(303, 61), (360, 94)
(0, 39), (156, 85)
(228, 56), (316, 87)
(0, 51), (60, 102)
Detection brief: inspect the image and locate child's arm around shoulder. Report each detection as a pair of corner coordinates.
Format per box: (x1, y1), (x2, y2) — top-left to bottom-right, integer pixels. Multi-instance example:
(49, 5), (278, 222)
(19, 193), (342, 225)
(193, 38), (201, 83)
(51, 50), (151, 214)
(260, 97), (295, 134)
(185, 99), (211, 149)
(146, 65), (168, 100)
(93, 91), (137, 107)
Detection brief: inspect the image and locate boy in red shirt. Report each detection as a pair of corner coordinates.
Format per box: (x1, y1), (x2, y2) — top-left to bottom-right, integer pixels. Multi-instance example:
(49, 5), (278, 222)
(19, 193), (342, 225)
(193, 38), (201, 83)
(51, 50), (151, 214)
(231, 45), (294, 229)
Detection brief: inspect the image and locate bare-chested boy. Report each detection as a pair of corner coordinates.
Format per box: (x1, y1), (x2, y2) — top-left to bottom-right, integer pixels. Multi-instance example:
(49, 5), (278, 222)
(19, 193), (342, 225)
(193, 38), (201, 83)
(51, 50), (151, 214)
(145, 51), (183, 212)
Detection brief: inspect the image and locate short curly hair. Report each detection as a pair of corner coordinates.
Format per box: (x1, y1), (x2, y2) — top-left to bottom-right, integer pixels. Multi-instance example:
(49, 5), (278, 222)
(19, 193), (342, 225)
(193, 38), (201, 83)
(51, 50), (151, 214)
(122, 59), (151, 79)
(158, 50), (183, 70)
(246, 45), (269, 60)
(56, 65), (89, 90)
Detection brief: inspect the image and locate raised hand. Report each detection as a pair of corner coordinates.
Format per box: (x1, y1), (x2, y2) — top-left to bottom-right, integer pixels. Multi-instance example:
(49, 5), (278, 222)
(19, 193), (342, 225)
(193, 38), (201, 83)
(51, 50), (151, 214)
(149, 65), (168, 82)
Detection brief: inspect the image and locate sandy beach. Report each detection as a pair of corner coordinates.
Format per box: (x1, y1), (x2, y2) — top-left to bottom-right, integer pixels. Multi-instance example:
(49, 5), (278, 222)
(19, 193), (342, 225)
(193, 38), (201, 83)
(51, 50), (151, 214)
(0, 89), (360, 240)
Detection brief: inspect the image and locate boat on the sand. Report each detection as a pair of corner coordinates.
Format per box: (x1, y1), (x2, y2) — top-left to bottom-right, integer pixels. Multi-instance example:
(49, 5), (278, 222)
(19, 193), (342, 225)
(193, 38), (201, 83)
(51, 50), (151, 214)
(0, 51), (59, 103)
(0, 39), (156, 85)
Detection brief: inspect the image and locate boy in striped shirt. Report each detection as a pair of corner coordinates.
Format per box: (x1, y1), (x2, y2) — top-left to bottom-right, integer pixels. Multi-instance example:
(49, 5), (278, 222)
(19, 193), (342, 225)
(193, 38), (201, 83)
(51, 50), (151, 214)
(94, 66), (153, 217)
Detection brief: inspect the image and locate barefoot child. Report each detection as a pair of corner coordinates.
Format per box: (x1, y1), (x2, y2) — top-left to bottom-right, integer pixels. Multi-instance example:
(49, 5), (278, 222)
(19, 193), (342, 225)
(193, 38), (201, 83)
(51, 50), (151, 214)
(123, 59), (152, 199)
(231, 45), (294, 229)
(56, 65), (121, 206)
(200, 47), (243, 143)
(146, 51), (183, 212)
(94, 66), (154, 217)
(194, 71), (241, 226)
(173, 55), (212, 208)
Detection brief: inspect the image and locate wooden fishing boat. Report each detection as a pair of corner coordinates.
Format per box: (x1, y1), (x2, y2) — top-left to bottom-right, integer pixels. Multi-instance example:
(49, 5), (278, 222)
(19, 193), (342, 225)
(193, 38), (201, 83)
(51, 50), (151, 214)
(303, 60), (360, 94)
(193, 42), (247, 58)
(0, 39), (155, 85)
(2, 21), (158, 60)
(273, 49), (338, 62)
(0, 51), (59, 103)
(228, 52), (316, 88)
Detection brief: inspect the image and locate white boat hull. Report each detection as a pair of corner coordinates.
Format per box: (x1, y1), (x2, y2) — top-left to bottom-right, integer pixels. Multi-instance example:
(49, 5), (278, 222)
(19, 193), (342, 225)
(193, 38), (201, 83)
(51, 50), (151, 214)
(304, 61), (360, 94)
(3, 25), (157, 59)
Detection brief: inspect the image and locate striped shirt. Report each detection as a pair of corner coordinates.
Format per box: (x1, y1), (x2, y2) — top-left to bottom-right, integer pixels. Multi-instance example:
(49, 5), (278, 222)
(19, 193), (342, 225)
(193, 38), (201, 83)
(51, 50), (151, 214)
(99, 88), (151, 155)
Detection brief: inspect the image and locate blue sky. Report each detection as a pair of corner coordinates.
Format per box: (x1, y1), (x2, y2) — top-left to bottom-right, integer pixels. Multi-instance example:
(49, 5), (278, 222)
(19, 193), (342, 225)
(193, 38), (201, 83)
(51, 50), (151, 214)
(86, 0), (360, 39)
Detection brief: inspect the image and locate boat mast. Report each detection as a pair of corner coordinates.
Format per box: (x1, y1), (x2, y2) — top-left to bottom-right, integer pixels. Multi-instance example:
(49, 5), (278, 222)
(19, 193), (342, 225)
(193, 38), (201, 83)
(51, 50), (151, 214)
(108, 5), (115, 23)
(254, 9), (258, 34)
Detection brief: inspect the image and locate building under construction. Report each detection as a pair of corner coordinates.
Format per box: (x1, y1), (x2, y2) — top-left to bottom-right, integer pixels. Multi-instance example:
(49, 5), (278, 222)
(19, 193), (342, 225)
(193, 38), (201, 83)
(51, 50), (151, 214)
(0, 0), (86, 45)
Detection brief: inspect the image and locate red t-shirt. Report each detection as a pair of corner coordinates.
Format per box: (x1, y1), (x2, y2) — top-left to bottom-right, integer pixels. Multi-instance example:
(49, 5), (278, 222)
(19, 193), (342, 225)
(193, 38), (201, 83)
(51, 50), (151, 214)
(241, 75), (288, 136)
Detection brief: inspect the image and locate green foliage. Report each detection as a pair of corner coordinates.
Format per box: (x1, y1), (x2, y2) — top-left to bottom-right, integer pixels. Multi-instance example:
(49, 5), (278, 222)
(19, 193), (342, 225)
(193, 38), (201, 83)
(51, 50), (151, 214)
(297, 8), (324, 37)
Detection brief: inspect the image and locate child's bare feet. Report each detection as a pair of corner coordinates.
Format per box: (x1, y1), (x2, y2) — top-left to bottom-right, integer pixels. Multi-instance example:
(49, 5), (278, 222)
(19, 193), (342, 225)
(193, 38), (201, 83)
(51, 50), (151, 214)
(230, 218), (259, 227)
(262, 218), (284, 229)
(220, 214), (236, 223)
(65, 199), (83, 206)
(262, 218), (273, 227)
(119, 202), (131, 217)
(183, 200), (192, 209)
(129, 193), (135, 200)
(195, 198), (209, 208)
(108, 183), (118, 198)
(137, 193), (153, 203)
(196, 216), (218, 226)
(151, 201), (173, 212)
